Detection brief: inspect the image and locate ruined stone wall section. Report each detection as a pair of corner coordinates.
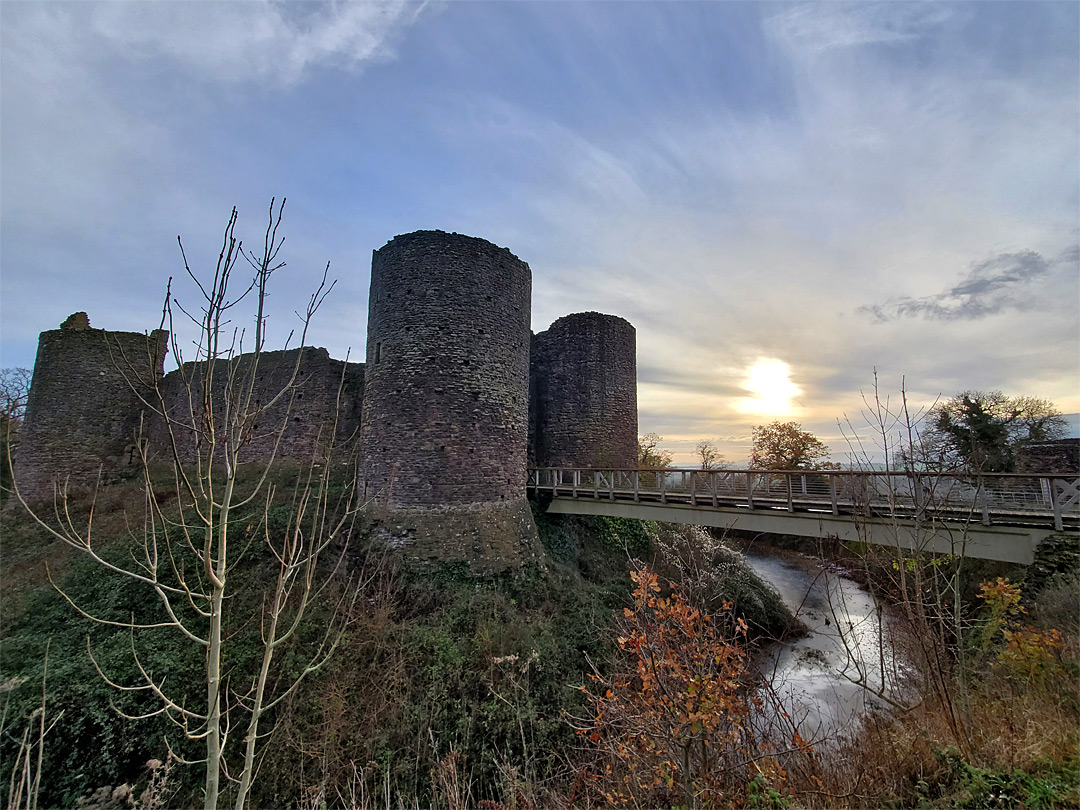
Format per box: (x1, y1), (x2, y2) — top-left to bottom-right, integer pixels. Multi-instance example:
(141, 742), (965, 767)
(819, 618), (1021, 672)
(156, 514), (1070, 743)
(147, 348), (363, 466)
(361, 230), (532, 507)
(1015, 439), (1080, 474)
(12, 235), (641, 574)
(13, 314), (167, 501)
(530, 312), (638, 469)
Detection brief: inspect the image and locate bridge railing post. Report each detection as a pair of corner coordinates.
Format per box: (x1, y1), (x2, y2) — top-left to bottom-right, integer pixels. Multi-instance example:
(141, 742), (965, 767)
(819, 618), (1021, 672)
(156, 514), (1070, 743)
(786, 473), (794, 512)
(745, 472), (754, 510)
(634, 471), (640, 502)
(1049, 478), (1063, 532)
(830, 474), (839, 515)
(977, 478), (991, 526)
(690, 472), (697, 506)
(660, 471), (667, 504)
(711, 471), (718, 508)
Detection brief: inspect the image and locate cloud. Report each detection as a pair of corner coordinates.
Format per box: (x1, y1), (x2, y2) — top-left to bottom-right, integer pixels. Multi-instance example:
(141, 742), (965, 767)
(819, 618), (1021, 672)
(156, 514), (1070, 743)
(860, 248), (1074, 322)
(765, 3), (955, 53)
(90, 1), (427, 85)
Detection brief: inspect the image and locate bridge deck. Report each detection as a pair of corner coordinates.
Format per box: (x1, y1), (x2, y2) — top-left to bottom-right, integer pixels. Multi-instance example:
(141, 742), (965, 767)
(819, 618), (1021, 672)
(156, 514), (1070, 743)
(528, 468), (1079, 564)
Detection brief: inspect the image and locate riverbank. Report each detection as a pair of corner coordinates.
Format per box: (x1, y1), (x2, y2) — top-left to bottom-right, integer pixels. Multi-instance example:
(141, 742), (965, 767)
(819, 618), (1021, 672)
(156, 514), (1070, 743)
(2, 487), (1075, 808)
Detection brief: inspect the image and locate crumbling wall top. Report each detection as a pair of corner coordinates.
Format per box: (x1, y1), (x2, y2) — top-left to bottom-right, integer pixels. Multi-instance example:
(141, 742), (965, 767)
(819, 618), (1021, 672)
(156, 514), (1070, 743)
(60, 312), (91, 330)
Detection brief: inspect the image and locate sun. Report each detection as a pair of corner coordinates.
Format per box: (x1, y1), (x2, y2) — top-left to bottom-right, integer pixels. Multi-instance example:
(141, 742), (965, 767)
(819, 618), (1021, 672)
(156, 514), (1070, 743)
(734, 358), (801, 416)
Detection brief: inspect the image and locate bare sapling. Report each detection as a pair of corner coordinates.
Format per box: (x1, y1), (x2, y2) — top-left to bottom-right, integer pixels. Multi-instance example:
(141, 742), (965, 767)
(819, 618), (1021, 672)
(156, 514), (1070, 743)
(10, 200), (367, 810)
(836, 371), (976, 754)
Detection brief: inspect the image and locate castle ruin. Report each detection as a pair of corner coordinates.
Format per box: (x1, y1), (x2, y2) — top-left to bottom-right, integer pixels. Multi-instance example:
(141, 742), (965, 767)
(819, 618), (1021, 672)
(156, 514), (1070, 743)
(12, 230), (638, 572)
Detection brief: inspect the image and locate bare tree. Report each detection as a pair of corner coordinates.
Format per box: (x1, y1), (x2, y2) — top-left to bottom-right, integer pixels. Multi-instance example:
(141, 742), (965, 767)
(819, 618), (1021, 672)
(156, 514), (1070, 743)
(836, 372), (978, 754)
(11, 201), (366, 810)
(1, 368), (32, 496)
(694, 439), (723, 470)
(0, 368), (32, 423)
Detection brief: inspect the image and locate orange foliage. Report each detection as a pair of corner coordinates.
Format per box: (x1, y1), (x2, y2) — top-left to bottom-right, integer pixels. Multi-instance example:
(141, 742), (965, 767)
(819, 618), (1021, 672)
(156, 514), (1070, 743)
(577, 566), (760, 807)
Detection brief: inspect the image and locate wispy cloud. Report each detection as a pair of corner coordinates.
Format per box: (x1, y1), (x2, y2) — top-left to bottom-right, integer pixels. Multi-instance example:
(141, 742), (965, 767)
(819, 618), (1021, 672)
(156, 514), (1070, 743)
(91, 1), (427, 85)
(1, 2), (1076, 465)
(860, 248), (1076, 322)
(765, 3), (955, 53)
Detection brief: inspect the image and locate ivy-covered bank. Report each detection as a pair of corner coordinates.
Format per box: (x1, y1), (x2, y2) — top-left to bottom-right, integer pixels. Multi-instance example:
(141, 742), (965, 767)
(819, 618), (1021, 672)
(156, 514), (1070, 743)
(0, 488), (792, 809)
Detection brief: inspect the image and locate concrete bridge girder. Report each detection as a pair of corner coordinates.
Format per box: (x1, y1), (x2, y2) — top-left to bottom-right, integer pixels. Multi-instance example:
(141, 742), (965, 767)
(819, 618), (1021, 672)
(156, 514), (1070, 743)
(545, 497), (1061, 565)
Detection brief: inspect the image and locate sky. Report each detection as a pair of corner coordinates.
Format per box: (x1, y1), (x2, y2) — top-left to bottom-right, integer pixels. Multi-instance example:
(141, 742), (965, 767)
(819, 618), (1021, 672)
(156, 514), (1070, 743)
(2, 1), (1078, 465)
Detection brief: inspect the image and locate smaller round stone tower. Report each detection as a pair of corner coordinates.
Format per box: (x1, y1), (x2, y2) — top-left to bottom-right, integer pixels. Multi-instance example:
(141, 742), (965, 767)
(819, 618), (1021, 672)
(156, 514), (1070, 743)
(530, 311), (638, 469)
(361, 231), (539, 572)
(13, 313), (168, 502)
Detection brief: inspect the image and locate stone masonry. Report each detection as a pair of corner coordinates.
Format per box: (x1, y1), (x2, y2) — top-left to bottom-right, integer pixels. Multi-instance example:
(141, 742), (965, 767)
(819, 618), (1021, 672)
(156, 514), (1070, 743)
(360, 231), (539, 572)
(361, 231), (532, 507)
(13, 231), (639, 572)
(147, 347), (363, 467)
(13, 313), (167, 500)
(530, 312), (638, 469)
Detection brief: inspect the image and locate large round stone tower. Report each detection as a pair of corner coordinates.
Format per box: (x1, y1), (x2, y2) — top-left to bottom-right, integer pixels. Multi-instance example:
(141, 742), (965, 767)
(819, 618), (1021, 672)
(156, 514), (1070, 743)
(360, 231), (538, 572)
(12, 313), (168, 502)
(530, 311), (638, 469)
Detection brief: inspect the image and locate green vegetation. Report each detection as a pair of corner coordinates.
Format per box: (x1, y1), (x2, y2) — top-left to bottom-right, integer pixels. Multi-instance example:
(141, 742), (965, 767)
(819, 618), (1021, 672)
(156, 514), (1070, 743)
(925, 391), (1066, 472)
(1, 477), (766, 807)
(2, 473), (1077, 809)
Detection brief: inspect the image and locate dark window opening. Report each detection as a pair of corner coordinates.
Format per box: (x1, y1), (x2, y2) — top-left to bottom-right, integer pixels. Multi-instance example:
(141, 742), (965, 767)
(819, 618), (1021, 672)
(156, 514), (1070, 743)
(375, 343), (381, 364)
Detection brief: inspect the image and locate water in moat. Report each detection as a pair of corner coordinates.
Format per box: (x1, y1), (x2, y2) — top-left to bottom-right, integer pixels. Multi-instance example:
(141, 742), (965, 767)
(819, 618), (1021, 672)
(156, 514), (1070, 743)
(743, 549), (912, 744)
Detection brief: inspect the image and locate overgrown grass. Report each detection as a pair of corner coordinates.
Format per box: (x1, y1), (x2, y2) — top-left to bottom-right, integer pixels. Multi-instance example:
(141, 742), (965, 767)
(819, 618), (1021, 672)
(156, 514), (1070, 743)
(2, 479), (680, 807)
(769, 561), (1080, 810)
(8, 469), (1072, 809)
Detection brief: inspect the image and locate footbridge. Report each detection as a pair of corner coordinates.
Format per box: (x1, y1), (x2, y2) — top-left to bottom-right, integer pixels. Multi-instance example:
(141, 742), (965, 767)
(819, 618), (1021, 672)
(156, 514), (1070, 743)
(528, 468), (1080, 565)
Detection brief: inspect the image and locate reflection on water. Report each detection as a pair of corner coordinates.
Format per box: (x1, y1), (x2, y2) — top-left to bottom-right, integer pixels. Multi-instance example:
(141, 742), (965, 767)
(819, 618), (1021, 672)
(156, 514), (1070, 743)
(743, 550), (910, 743)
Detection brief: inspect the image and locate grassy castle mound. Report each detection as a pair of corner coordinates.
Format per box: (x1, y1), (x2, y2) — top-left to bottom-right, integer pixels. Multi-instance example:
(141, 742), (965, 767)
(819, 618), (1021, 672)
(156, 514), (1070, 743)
(0, 473), (792, 808)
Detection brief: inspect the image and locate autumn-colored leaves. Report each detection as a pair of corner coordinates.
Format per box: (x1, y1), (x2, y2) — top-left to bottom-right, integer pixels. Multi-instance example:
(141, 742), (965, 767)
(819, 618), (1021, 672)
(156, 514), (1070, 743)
(574, 566), (782, 809)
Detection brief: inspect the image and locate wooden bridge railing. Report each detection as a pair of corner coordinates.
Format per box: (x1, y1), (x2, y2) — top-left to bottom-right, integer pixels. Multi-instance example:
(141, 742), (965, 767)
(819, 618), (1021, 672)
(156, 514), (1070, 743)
(527, 467), (1080, 532)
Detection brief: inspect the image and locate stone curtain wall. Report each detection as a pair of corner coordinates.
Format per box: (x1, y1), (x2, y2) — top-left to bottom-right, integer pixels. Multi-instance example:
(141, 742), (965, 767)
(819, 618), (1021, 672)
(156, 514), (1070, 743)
(1015, 439), (1080, 474)
(12, 232), (642, 572)
(361, 231), (532, 507)
(530, 312), (638, 469)
(147, 348), (363, 466)
(13, 313), (167, 501)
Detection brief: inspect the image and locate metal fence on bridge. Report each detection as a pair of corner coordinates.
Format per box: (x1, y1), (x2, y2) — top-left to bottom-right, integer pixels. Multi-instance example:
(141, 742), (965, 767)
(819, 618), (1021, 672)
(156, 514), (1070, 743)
(527, 468), (1080, 532)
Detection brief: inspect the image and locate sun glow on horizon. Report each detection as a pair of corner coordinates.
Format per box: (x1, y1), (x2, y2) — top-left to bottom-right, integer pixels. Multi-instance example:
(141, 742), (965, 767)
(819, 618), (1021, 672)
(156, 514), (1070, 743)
(734, 358), (801, 417)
